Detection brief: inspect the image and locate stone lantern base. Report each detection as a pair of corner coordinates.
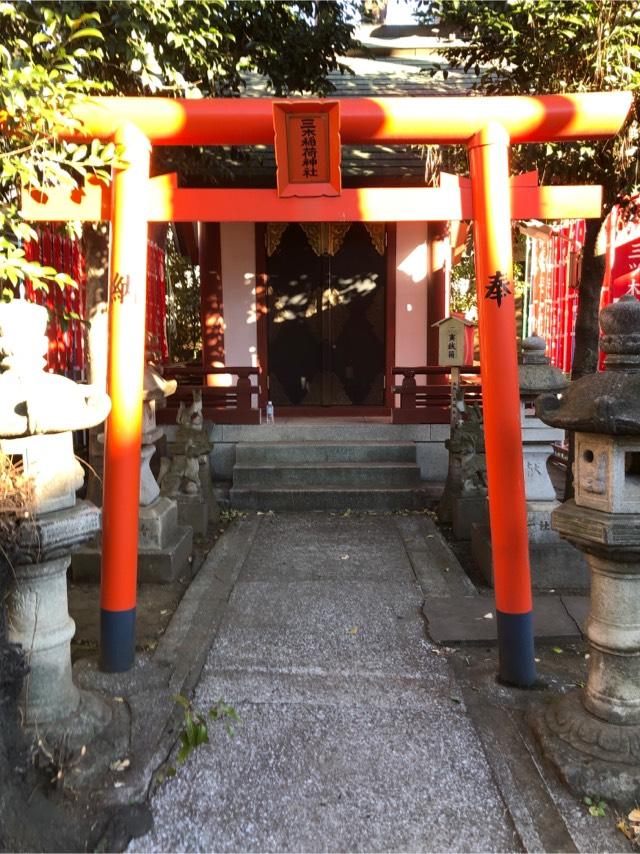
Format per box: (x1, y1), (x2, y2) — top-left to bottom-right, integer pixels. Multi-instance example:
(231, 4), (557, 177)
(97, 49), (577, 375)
(7, 516), (129, 777)
(531, 500), (640, 806)
(532, 691), (640, 805)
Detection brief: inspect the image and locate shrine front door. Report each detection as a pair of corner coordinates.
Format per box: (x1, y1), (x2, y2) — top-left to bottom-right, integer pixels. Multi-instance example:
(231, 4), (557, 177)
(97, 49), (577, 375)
(266, 222), (386, 407)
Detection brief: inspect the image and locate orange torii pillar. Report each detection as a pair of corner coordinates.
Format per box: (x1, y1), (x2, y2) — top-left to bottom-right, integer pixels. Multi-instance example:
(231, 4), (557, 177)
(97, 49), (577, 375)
(100, 123), (151, 672)
(468, 124), (536, 686)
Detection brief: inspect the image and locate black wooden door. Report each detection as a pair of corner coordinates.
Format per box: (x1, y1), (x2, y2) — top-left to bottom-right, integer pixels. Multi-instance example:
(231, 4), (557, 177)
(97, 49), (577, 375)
(326, 223), (386, 406)
(266, 223), (386, 406)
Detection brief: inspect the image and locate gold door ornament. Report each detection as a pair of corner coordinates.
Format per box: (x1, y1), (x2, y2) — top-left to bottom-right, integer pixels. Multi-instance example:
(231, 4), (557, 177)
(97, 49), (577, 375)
(300, 222), (325, 256)
(364, 223), (385, 256)
(300, 222), (353, 256)
(267, 222), (384, 257)
(265, 223), (290, 257)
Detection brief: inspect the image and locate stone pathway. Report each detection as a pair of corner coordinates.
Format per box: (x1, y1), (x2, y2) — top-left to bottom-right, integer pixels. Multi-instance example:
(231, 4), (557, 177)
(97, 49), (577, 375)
(132, 512), (522, 852)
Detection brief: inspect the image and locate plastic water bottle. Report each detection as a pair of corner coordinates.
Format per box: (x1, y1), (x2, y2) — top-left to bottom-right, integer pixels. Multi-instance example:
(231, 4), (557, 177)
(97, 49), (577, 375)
(266, 400), (275, 423)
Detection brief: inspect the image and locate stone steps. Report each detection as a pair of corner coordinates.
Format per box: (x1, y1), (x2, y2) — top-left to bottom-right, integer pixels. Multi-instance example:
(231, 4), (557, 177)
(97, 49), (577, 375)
(230, 441), (434, 511)
(229, 485), (438, 512)
(235, 440), (417, 465)
(233, 462), (422, 489)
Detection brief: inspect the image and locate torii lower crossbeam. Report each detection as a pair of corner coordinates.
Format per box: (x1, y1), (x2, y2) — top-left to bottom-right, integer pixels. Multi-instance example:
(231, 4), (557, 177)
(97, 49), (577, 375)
(22, 180), (603, 223)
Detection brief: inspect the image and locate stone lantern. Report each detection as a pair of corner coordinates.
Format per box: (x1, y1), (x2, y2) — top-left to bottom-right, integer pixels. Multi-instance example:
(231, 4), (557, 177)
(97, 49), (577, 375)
(471, 335), (589, 588)
(517, 335), (567, 501)
(137, 365), (193, 580)
(73, 362), (193, 582)
(0, 299), (114, 749)
(532, 295), (640, 804)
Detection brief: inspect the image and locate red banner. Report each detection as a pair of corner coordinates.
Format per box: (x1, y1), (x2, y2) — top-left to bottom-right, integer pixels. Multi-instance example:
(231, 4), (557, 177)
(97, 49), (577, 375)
(23, 228), (168, 378)
(526, 220), (584, 373)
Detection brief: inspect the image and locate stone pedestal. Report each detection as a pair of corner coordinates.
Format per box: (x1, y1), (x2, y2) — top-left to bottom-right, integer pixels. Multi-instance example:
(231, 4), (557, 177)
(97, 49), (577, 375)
(471, 501), (589, 589)
(175, 491), (209, 535)
(7, 498), (113, 748)
(7, 553), (110, 745)
(138, 496), (193, 581)
(452, 494), (486, 541)
(163, 455), (219, 536)
(520, 416), (562, 502)
(470, 336), (588, 588)
(9, 554), (80, 725)
(73, 496), (192, 583)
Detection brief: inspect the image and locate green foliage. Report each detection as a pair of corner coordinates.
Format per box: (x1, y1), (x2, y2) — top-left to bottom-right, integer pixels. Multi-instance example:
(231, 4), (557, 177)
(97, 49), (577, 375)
(0, 3), (122, 296)
(62, 0), (358, 183)
(451, 230), (526, 319)
(584, 795), (607, 817)
(1, 1), (358, 298)
(449, 250), (476, 318)
(417, 0), (640, 209)
(171, 694), (240, 769)
(165, 229), (201, 363)
(209, 698), (241, 738)
(36, 0), (357, 98)
(173, 693), (210, 765)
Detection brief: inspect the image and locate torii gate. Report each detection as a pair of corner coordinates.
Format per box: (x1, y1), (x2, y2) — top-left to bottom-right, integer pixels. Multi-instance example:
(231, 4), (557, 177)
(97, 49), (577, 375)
(20, 91), (632, 685)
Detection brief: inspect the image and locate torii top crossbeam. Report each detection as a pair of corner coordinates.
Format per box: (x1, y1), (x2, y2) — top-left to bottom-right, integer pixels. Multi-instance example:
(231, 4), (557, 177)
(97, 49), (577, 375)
(18, 89), (631, 685)
(62, 91), (631, 145)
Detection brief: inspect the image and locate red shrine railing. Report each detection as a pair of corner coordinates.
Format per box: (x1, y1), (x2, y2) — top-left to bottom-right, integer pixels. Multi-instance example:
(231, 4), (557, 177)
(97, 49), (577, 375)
(159, 364), (261, 425)
(392, 366), (482, 424)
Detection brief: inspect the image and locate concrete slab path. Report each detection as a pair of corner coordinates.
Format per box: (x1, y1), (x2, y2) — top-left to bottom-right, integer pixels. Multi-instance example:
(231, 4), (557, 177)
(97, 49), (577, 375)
(132, 512), (522, 853)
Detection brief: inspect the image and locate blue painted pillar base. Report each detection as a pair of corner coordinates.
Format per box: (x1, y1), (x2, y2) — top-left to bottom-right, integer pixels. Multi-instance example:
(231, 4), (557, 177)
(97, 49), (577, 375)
(100, 608), (136, 673)
(497, 610), (537, 687)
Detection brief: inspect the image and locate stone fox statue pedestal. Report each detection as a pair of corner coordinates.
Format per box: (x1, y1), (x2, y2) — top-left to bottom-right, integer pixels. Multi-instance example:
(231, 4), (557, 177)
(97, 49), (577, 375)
(159, 390), (219, 536)
(437, 401), (487, 541)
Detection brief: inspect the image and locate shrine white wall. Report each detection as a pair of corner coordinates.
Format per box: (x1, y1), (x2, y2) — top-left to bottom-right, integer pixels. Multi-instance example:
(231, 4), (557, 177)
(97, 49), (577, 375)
(220, 222), (258, 368)
(394, 222), (428, 368)
(219, 221), (430, 372)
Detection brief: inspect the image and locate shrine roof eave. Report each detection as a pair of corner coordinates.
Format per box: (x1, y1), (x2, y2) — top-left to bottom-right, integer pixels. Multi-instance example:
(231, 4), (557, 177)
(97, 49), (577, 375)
(52, 91), (632, 147)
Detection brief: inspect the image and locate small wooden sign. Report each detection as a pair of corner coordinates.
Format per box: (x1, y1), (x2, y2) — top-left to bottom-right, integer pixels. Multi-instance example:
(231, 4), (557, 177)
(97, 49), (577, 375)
(273, 101), (341, 198)
(432, 316), (476, 367)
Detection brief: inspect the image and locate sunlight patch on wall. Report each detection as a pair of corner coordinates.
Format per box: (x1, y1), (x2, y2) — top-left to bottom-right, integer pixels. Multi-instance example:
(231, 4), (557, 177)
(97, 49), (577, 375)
(397, 242), (428, 284)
